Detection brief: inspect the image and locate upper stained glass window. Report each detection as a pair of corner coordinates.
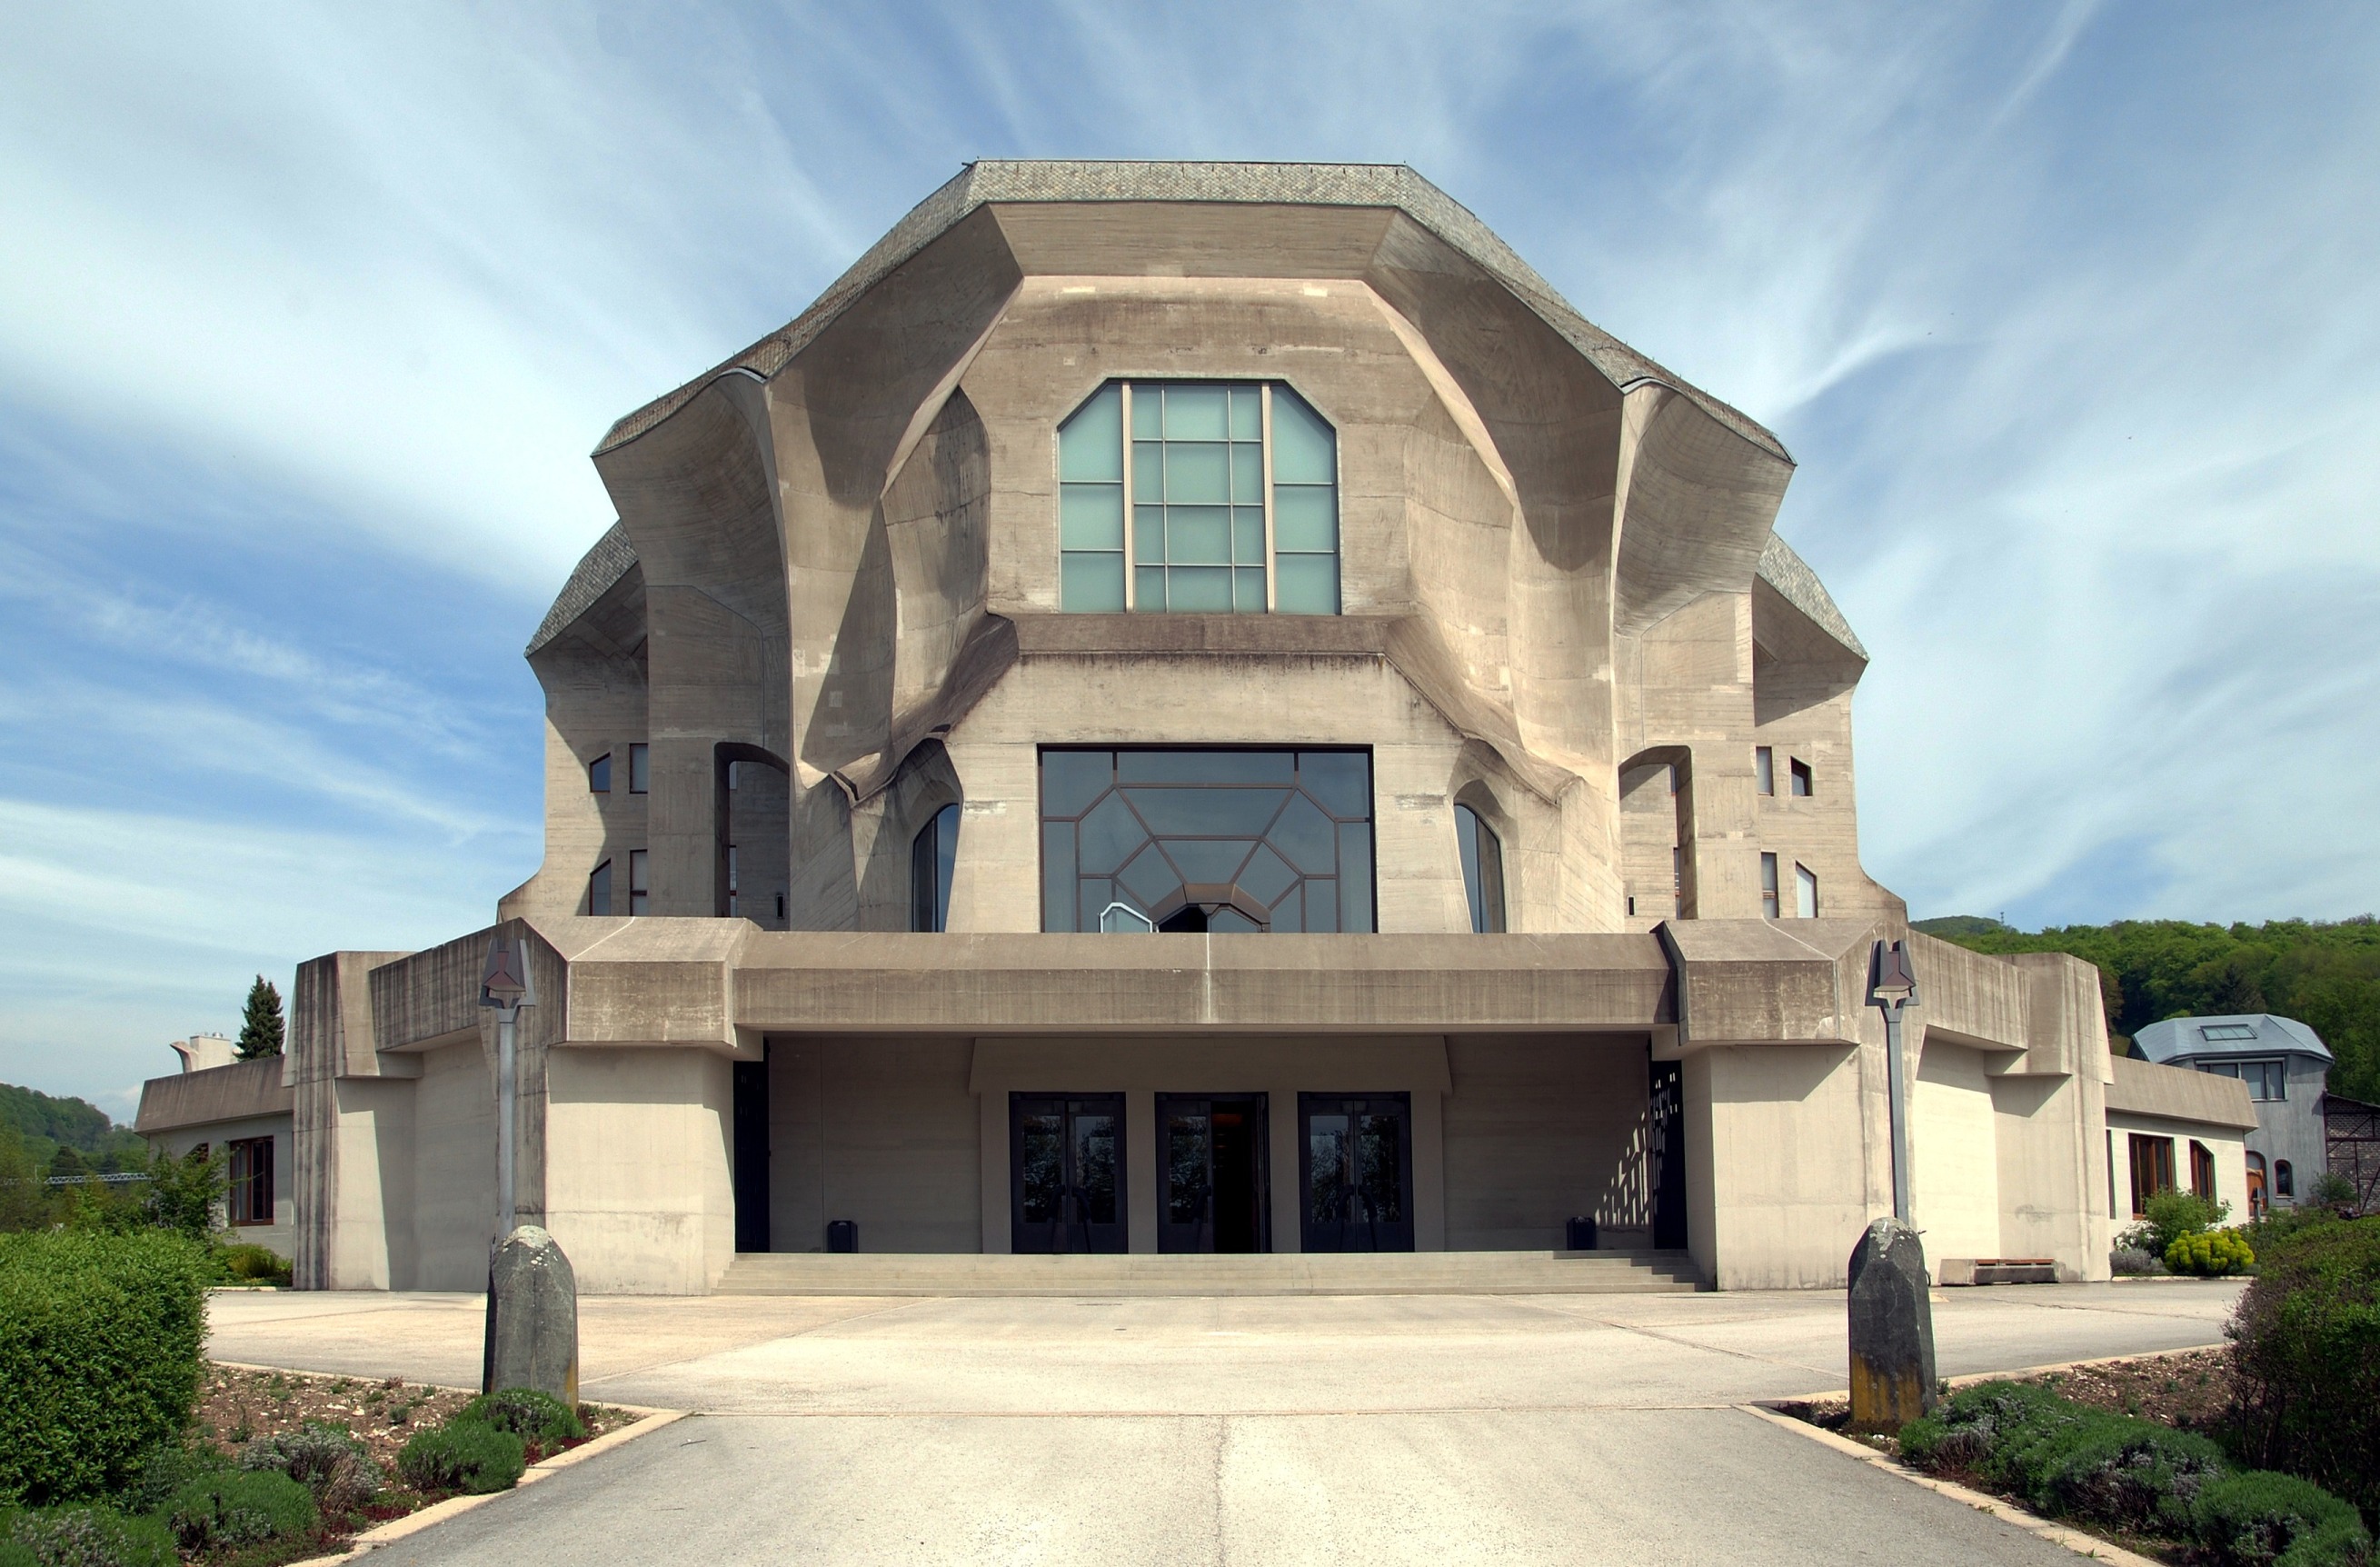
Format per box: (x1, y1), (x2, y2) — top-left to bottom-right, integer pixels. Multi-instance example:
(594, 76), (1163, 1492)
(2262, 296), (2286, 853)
(1057, 382), (1339, 615)
(1040, 748), (1373, 933)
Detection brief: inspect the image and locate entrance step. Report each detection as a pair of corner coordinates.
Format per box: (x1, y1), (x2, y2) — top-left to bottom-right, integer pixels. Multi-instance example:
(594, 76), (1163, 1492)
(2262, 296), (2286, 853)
(712, 1250), (1705, 1296)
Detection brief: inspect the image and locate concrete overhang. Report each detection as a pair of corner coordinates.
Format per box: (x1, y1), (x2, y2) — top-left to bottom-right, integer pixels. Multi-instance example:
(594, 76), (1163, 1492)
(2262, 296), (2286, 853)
(134, 1056), (292, 1135)
(1657, 918), (1882, 1050)
(2106, 1055), (2259, 1132)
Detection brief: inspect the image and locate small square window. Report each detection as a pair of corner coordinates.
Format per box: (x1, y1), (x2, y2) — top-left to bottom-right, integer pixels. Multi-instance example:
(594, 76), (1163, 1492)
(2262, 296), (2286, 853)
(588, 753), (611, 793)
(629, 744), (650, 794)
(1754, 746), (1774, 796)
(628, 849), (649, 915)
(1789, 759), (1813, 797)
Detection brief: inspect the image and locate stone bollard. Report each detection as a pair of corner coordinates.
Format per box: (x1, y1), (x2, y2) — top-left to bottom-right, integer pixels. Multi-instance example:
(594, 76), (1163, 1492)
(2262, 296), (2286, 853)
(1847, 1216), (1937, 1432)
(482, 1225), (579, 1407)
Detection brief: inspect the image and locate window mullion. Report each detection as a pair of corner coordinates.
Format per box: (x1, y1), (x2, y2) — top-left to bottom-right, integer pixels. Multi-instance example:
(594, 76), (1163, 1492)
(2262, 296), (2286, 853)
(1120, 383), (1137, 612)
(1260, 383), (1277, 613)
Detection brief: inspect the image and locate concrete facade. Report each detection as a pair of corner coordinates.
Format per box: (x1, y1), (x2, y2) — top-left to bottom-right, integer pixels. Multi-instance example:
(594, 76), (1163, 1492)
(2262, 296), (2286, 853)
(211, 162), (2131, 1293)
(134, 1052), (296, 1257)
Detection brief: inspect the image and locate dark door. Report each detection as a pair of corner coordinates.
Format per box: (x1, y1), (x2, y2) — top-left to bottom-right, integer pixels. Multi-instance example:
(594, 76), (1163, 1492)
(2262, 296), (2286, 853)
(1157, 1094), (1270, 1253)
(1299, 1093), (1414, 1252)
(1011, 1093), (1128, 1253)
(732, 1056), (770, 1253)
(1648, 1060), (1687, 1251)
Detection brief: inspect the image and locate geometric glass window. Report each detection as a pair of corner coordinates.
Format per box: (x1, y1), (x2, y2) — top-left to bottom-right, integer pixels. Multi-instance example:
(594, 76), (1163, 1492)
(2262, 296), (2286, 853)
(1790, 759), (1813, 797)
(1754, 746), (1773, 796)
(911, 803), (960, 933)
(1057, 381), (1339, 615)
(629, 742), (650, 794)
(1759, 853), (1780, 919)
(1795, 863), (1819, 919)
(589, 753), (612, 793)
(1454, 803), (1505, 933)
(628, 849), (649, 915)
(1039, 748), (1373, 933)
(2199, 1023), (2259, 1041)
(588, 859), (613, 916)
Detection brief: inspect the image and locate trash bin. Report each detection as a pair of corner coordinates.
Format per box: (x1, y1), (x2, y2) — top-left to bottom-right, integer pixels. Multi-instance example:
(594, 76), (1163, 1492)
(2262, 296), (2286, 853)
(827, 1219), (858, 1253)
(1565, 1215), (1597, 1252)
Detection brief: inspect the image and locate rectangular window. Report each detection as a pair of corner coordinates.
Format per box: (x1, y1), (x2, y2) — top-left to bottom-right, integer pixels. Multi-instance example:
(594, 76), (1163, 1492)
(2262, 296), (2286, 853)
(1789, 759), (1813, 797)
(227, 1136), (274, 1226)
(726, 844), (738, 919)
(628, 849), (649, 915)
(2189, 1140), (2216, 1198)
(1039, 747), (1373, 933)
(1754, 746), (1774, 796)
(1671, 846), (1683, 917)
(589, 753), (611, 793)
(1759, 853), (1779, 919)
(588, 860), (612, 916)
(1795, 863), (1818, 919)
(2202, 1059), (2286, 1101)
(1059, 381), (1339, 615)
(2128, 1133), (2176, 1217)
(2198, 1023), (2258, 1041)
(628, 743), (650, 794)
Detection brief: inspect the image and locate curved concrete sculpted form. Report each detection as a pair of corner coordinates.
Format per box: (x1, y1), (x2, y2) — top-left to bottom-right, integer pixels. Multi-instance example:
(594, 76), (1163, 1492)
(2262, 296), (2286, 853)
(503, 161), (1899, 938)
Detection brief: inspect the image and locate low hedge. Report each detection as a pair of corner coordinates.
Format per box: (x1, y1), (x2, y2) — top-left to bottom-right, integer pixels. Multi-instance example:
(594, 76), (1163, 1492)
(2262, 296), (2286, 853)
(0, 1232), (210, 1506)
(2228, 1216), (2380, 1528)
(2168, 1229), (2256, 1276)
(396, 1420), (525, 1495)
(240, 1422), (382, 1513)
(0, 1506), (177, 1567)
(458, 1388), (584, 1447)
(161, 1469), (317, 1553)
(1901, 1380), (2371, 1565)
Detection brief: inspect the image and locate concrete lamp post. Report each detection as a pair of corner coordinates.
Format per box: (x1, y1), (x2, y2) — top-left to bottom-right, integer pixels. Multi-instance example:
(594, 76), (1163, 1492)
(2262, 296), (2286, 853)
(477, 932), (579, 1406)
(1847, 936), (1937, 1432)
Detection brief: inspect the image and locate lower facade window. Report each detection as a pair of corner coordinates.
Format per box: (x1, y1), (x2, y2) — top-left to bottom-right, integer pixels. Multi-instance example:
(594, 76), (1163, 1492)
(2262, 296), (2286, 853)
(628, 850), (649, 915)
(911, 803), (960, 932)
(1759, 853), (1780, 918)
(227, 1136), (274, 1226)
(1794, 863), (1819, 919)
(588, 860), (612, 916)
(1454, 804), (1506, 933)
(2189, 1139), (2216, 1199)
(2275, 1159), (2294, 1198)
(1039, 748), (1374, 933)
(2128, 1133), (2176, 1217)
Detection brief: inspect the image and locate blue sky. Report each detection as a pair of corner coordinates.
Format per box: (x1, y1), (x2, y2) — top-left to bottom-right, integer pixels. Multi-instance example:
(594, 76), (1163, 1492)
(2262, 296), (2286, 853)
(5, 3), (2376, 1115)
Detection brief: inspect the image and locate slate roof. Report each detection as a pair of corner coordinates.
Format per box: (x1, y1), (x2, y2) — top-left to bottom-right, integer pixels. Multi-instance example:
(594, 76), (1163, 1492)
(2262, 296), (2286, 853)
(594, 160), (1787, 464)
(2134, 1013), (2333, 1065)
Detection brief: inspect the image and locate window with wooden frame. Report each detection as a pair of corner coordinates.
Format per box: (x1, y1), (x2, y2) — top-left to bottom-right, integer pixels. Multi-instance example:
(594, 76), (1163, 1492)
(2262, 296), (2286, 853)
(2128, 1133), (2176, 1217)
(1057, 381), (1340, 615)
(227, 1136), (274, 1226)
(2189, 1140), (2216, 1198)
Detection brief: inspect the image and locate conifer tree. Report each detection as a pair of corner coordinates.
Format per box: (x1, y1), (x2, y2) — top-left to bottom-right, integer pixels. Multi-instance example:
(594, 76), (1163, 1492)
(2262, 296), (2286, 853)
(236, 974), (284, 1059)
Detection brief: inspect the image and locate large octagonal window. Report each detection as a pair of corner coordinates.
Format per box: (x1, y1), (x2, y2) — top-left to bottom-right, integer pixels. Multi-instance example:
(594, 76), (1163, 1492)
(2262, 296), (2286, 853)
(1058, 382), (1340, 615)
(1040, 748), (1373, 933)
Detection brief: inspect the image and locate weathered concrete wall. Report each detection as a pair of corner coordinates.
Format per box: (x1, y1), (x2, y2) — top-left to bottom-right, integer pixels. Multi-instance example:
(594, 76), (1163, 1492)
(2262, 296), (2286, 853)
(1910, 1038), (2004, 1269)
(1683, 1042), (1872, 1290)
(410, 1040), (496, 1291)
(544, 1046), (736, 1294)
(1442, 1035), (1651, 1250)
(767, 1034), (980, 1254)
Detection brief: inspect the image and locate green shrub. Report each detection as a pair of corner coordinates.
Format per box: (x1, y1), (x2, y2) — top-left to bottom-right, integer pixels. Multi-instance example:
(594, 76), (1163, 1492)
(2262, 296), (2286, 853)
(2168, 1229), (2256, 1276)
(2124, 1190), (2230, 1257)
(0, 1505), (176, 1567)
(239, 1423), (381, 1512)
(216, 1243), (290, 1286)
(458, 1388), (584, 1447)
(396, 1421), (525, 1495)
(2227, 1217), (2380, 1528)
(117, 1444), (228, 1515)
(161, 1469), (316, 1553)
(2193, 1469), (2372, 1567)
(0, 1232), (209, 1506)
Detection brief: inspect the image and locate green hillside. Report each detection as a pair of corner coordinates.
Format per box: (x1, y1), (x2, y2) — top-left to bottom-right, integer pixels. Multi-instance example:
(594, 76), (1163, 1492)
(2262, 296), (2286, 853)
(1914, 917), (2380, 1103)
(0, 1081), (149, 1174)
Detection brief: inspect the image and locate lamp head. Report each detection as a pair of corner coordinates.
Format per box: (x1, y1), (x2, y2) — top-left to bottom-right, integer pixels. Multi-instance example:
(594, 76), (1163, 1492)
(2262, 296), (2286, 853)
(479, 933), (535, 1012)
(1870, 938), (1918, 1009)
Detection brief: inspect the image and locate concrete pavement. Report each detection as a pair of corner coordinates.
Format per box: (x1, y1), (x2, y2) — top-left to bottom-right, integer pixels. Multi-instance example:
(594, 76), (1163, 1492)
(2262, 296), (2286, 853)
(207, 1282), (2243, 1564)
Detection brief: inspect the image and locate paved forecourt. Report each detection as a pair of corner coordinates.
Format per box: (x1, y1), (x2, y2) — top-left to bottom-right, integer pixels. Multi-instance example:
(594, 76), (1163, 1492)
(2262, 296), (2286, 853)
(208, 1282), (2242, 1565)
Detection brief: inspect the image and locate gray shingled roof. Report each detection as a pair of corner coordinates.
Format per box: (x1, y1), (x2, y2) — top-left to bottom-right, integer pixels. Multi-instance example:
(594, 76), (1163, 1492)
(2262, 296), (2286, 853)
(595, 161), (1787, 464)
(2135, 1013), (2333, 1065)
(1757, 534), (1867, 661)
(526, 520), (636, 655)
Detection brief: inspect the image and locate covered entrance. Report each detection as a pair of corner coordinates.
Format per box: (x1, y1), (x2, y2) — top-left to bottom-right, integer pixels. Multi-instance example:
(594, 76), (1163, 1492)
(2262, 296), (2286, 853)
(1299, 1093), (1414, 1252)
(1156, 1094), (1270, 1253)
(1011, 1094), (1127, 1253)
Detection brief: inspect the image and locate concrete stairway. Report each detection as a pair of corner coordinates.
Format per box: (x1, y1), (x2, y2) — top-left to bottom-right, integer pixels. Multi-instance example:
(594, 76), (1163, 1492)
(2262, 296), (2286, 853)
(713, 1249), (1705, 1296)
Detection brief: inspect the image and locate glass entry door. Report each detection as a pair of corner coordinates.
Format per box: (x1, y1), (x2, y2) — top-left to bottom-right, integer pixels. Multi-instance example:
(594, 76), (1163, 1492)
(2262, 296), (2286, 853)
(1011, 1094), (1128, 1253)
(1157, 1094), (1270, 1253)
(1299, 1093), (1414, 1252)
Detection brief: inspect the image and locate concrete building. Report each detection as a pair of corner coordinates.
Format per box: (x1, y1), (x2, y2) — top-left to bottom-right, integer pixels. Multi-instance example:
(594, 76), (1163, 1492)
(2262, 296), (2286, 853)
(2134, 1013), (2332, 1213)
(245, 161), (2246, 1294)
(135, 1039), (294, 1256)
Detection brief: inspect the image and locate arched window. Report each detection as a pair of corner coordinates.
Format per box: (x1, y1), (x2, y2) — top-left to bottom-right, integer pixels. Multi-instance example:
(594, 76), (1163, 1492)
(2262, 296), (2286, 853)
(1058, 381), (1339, 615)
(2275, 1159), (2295, 1198)
(911, 803), (959, 933)
(1454, 804), (1505, 933)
